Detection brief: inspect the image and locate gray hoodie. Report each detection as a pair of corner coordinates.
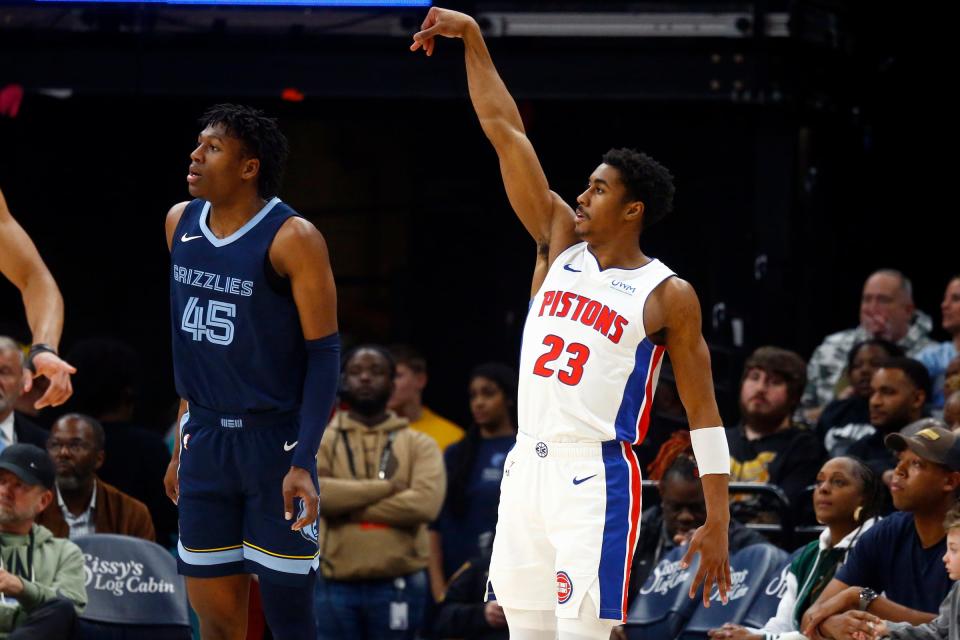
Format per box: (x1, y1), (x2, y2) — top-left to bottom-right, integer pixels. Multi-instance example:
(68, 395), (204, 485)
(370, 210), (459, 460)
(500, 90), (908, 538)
(0, 523), (86, 637)
(885, 581), (960, 640)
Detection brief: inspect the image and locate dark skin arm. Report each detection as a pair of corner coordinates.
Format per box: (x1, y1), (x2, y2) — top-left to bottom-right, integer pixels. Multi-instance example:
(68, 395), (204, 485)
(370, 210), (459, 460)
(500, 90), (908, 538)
(0, 187), (76, 408)
(412, 7), (579, 268)
(646, 278), (731, 607)
(802, 580), (936, 639)
(269, 216), (338, 531)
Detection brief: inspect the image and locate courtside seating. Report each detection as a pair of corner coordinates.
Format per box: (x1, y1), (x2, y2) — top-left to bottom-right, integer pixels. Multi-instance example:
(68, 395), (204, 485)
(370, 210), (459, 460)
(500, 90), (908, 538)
(625, 545), (700, 640)
(73, 534), (191, 640)
(677, 543), (789, 640)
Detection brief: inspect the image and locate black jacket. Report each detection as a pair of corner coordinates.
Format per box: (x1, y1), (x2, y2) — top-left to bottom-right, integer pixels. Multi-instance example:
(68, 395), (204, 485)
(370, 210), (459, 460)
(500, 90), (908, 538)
(432, 550), (509, 640)
(13, 412), (48, 447)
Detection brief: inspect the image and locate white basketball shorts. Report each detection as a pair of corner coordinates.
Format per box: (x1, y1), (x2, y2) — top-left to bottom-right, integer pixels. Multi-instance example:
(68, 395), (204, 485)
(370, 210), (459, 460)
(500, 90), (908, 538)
(487, 432), (643, 622)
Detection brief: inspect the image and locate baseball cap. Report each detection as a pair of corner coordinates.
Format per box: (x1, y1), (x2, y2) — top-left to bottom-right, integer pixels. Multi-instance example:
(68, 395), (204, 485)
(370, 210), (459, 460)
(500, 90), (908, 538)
(0, 443), (55, 489)
(885, 418), (960, 472)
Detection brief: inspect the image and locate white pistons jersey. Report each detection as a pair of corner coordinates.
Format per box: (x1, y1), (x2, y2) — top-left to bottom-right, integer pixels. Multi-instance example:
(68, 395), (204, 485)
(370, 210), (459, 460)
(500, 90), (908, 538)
(518, 242), (676, 444)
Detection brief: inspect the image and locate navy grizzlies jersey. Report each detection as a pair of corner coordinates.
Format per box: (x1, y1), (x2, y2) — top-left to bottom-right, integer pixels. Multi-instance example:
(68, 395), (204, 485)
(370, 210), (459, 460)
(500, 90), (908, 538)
(170, 198), (305, 414)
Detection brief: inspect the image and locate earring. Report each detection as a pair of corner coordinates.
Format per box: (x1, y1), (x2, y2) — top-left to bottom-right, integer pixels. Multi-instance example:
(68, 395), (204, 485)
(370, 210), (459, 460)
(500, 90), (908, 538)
(853, 506), (863, 523)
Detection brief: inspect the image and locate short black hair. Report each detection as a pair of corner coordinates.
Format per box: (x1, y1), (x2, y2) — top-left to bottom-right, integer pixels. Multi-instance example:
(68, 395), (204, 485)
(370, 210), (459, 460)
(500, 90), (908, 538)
(878, 357), (932, 399)
(846, 338), (904, 370)
(199, 104), (289, 199)
(342, 344), (397, 379)
(601, 147), (675, 230)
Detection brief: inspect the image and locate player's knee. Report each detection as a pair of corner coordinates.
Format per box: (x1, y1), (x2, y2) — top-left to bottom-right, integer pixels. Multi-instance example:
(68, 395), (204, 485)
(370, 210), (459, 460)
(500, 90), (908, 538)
(187, 576), (250, 622)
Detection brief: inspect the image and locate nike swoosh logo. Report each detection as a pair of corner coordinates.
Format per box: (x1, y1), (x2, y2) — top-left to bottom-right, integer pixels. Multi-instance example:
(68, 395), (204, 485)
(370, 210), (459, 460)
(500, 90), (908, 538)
(563, 264), (582, 273)
(181, 233), (203, 242)
(283, 441), (298, 452)
(572, 474), (597, 485)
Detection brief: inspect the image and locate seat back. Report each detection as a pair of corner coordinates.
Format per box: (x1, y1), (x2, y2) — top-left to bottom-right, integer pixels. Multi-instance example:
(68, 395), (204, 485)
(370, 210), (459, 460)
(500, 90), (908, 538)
(625, 545), (700, 640)
(677, 544), (789, 640)
(74, 534), (190, 627)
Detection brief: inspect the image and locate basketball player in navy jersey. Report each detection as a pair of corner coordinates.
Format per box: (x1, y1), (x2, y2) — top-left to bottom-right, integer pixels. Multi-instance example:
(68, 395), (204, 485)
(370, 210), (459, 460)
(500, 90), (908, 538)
(412, 9), (732, 640)
(0, 187), (76, 408)
(162, 105), (339, 640)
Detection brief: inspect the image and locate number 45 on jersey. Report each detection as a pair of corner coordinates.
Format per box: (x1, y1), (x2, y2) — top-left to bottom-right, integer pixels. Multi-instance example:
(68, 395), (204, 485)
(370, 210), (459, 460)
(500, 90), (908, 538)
(181, 296), (236, 346)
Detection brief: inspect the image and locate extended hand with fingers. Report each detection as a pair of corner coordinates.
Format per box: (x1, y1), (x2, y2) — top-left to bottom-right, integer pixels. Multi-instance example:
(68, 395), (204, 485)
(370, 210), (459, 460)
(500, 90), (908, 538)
(409, 7), (477, 57)
(681, 520), (731, 608)
(283, 466), (319, 532)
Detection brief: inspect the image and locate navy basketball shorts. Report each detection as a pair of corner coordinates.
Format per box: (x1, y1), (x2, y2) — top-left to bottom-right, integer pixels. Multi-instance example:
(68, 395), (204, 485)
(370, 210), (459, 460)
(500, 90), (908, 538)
(176, 405), (320, 586)
(487, 432), (642, 623)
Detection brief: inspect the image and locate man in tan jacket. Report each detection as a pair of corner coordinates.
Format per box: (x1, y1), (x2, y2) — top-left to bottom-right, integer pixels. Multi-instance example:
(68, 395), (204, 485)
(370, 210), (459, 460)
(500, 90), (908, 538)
(314, 345), (445, 640)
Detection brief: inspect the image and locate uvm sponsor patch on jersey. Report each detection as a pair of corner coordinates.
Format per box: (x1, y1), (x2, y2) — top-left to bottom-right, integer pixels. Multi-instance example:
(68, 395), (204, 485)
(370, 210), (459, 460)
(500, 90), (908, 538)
(556, 571), (573, 604)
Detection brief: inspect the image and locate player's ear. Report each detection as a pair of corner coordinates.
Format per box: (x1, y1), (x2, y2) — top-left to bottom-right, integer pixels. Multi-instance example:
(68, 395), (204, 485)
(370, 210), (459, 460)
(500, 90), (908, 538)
(241, 157), (260, 181)
(623, 199), (644, 222)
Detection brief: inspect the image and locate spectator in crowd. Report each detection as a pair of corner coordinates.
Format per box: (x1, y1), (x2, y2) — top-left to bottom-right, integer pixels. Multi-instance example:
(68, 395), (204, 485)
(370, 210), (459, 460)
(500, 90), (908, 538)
(918, 276), (960, 410)
(707, 456), (883, 640)
(803, 270), (934, 421)
(0, 337), (49, 449)
(388, 344), (464, 451)
(428, 363), (517, 601)
(946, 356), (960, 398)
(868, 501), (960, 640)
(63, 338), (177, 546)
(0, 443), (86, 638)
(727, 346), (823, 522)
(801, 421), (960, 639)
(848, 358), (930, 481)
(945, 391), (960, 432)
(315, 345), (445, 640)
(817, 339), (903, 458)
(431, 546), (507, 640)
(37, 413), (155, 541)
(630, 431), (767, 597)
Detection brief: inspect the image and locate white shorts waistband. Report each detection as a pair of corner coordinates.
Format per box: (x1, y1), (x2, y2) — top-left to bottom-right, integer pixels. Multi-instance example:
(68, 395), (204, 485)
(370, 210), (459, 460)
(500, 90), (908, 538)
(514, 432), (616, 459)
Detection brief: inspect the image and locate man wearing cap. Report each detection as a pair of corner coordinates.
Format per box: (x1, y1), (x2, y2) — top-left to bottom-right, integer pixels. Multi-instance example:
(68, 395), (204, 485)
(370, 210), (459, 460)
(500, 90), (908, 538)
(801, 419), (960, 640)
(0, 443), (86, 639)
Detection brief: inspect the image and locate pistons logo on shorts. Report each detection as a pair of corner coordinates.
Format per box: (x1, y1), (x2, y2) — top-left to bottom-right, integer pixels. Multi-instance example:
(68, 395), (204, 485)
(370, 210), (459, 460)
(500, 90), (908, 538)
(556, 571), (573, 604)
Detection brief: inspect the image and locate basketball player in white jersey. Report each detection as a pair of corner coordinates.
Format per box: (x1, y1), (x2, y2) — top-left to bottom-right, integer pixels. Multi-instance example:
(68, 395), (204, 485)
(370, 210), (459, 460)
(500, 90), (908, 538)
(412, 8), (732, 639)
(0, 187), (75, 408)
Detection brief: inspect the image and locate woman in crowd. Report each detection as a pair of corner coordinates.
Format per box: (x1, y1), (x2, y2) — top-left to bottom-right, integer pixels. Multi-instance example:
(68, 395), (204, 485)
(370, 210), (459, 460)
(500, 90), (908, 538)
(708, 456), (884, 640)
(818, 339), (903, 457)
(428, 363), (518, 600)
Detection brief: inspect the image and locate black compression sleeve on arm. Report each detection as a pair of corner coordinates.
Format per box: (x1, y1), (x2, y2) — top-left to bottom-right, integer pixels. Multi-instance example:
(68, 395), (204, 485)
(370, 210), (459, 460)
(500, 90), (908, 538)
(292, 332), (340, 470)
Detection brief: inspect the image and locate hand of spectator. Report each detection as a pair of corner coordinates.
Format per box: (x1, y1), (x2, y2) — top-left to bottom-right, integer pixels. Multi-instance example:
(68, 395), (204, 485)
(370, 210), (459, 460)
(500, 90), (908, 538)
(707, 623), (762, 639)
(862, 310), (893, 341)
(609, 625), (628, 640)
(163, 457), (179, 505)
(681, 518), (731, 608)
(283, 466), (319, 532)
(802, 586), (859, 637)
(27, 350), (76, 409)
(818, 610), (883, 640)
(0, 569), (24, 596)
(484, 601), (507, 628)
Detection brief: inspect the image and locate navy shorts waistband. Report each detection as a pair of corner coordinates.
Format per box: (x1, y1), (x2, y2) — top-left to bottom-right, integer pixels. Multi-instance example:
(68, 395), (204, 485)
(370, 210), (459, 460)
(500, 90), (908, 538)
(187, 404), (298, 429)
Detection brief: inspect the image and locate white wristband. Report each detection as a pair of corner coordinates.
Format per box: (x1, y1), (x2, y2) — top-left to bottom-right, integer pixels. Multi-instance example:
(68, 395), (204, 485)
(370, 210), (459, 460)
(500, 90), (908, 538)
(690, 426), (730, 476)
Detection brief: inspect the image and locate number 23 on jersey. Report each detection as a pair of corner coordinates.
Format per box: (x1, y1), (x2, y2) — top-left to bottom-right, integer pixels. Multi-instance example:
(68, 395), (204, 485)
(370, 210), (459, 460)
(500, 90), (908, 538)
(532, 335), (591, 386)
